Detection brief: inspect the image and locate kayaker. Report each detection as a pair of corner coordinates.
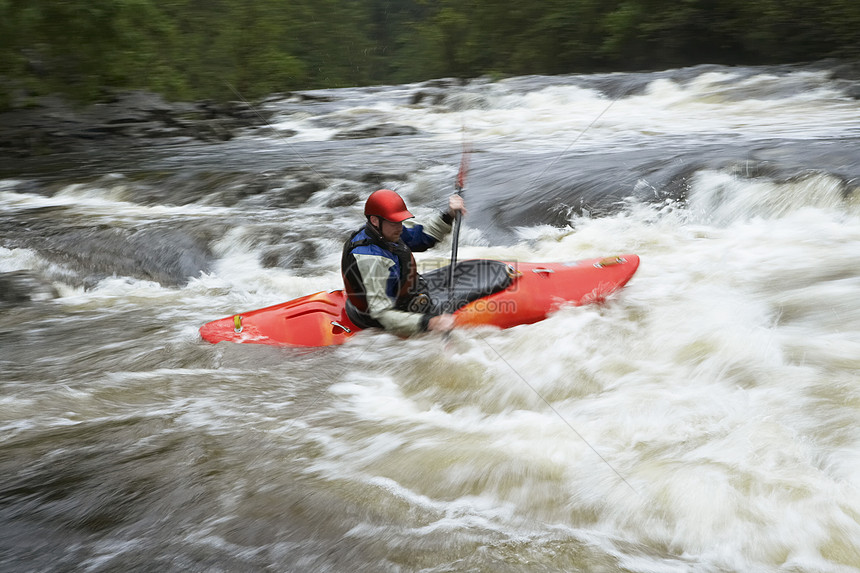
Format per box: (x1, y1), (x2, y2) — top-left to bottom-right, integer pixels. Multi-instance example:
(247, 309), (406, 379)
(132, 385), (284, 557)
(342, 189), (467, 335)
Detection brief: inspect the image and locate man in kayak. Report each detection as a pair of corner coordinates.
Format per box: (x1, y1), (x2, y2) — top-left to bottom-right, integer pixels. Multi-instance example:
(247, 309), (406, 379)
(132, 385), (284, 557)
(342, 189), (466, 335)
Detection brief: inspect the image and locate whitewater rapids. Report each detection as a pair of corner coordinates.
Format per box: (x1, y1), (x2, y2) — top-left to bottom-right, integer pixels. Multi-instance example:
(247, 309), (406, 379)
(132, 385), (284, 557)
(1, 63), (859, 572)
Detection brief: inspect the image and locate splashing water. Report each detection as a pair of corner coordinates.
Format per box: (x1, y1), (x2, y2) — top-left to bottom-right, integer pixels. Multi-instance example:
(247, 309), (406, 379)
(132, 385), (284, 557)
(1, 64), (859, 572)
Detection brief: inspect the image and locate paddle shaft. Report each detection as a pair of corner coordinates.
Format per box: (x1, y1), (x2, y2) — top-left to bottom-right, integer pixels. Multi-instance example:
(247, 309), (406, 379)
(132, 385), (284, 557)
(445, 129), (470, 312)
(446, 191), (463, 303)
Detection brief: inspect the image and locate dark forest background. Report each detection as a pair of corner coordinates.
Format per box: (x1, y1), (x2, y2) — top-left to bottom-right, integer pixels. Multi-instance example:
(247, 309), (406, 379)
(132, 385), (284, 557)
(1, 0), (858, 109)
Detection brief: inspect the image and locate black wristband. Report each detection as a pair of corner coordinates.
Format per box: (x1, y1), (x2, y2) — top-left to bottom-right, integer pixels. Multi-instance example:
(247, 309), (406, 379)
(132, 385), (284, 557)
(441, 211), (453, 225)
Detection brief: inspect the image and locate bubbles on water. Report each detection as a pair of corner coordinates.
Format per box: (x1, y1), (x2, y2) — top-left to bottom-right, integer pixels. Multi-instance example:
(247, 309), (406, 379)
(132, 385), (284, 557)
(4, 65), (860, 572)
(687, 170), (851, 224)
(55, 176), (134, 203)
(291, 174), (860, 569)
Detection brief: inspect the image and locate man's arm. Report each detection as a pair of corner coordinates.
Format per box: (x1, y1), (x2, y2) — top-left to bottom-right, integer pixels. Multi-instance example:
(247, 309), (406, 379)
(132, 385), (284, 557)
(402, 195), (467, 251)
(353, 253), (430, 336)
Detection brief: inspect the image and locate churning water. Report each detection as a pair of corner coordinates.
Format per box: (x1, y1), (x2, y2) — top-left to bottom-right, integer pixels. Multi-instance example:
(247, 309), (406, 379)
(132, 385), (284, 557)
(1, 63), (859, 572)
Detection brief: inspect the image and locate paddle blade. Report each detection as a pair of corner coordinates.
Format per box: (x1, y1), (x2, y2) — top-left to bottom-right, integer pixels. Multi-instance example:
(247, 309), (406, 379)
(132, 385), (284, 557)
(456, 141), (471, 192)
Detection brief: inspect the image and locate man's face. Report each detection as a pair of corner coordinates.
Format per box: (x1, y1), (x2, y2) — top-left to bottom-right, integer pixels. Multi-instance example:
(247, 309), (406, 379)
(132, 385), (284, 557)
(372, 216), (403, 242)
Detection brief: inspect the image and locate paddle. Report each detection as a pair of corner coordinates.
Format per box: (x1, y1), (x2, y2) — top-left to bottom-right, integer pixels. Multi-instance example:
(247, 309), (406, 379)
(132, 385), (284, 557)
(446, 141), (470, 310)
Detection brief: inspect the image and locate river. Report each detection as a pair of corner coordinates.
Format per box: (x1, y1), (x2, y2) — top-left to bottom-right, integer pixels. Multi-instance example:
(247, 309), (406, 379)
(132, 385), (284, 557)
(1, 63), (859, 572)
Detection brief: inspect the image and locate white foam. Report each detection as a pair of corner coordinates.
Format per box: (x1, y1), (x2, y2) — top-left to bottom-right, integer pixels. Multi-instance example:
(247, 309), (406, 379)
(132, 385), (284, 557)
(4, 68), (859, 572)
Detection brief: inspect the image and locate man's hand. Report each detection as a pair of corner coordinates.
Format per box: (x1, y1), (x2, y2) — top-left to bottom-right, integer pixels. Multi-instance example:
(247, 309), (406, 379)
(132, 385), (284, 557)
(428, 313), (456, 332)
(448, 195), (467, 217)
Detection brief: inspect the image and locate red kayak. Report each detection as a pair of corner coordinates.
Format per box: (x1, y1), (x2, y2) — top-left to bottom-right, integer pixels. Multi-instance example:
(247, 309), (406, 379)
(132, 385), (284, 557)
(199, 255), (640, 347)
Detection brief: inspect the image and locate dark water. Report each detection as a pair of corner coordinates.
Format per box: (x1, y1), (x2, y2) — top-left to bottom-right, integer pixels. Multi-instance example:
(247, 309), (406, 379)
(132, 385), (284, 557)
(1, 64), (859, 572)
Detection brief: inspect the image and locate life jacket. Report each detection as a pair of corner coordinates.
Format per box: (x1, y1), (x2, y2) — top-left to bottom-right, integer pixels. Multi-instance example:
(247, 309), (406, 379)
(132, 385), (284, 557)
(341, 225), (423, 327)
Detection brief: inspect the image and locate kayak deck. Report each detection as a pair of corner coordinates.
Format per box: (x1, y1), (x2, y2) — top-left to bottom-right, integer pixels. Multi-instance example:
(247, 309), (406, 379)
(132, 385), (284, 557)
(199, 290), (358, 347)
(454, 256), (639, 329)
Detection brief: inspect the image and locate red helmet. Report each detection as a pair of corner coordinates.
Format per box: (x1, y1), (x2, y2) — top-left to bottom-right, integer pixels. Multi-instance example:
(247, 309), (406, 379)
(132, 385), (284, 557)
(364, 189), (414, 222)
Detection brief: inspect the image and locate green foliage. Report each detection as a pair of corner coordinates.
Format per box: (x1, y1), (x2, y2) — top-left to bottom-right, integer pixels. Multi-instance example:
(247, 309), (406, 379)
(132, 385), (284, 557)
(0, 0), (856, 110)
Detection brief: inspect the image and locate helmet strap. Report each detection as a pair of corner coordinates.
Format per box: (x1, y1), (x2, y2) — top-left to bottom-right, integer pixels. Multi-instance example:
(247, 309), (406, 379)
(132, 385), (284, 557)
(367, 215), (384, 237)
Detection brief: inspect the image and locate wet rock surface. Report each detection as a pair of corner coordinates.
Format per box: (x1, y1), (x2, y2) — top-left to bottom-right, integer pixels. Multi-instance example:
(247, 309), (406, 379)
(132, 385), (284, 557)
(0, 271), (59, 307)
(0, 212), (216, 288)
(0, 91), (276, 158)
(1, 64), (857, 295)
